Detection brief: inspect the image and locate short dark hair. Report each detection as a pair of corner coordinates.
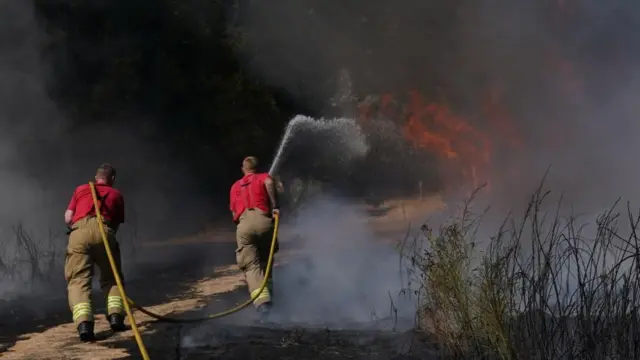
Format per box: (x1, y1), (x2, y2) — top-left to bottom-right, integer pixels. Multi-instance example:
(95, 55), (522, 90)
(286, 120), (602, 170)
(96, 163), (116, 179)
(242, 156), (258, 172)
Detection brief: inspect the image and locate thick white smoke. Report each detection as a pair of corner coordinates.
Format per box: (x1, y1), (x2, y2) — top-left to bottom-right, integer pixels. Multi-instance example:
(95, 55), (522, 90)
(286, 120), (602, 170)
(271, 196), (416, 326)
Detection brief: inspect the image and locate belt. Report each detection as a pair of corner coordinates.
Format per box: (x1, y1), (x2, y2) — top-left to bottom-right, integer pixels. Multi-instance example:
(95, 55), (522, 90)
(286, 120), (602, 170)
(68, 216), (112, 231)
(88, 215), (112, 226)
(238, 208), (269, 220)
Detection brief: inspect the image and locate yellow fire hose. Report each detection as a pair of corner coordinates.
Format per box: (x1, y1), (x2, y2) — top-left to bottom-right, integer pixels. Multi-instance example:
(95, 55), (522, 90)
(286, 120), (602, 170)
(89, 182), (281, 359)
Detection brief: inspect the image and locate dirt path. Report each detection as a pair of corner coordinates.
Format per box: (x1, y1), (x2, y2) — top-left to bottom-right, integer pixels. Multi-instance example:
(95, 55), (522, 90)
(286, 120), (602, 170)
(1, 261), (247, 359)
(1, 257), (434, 360)
(0, 198), (442, 359)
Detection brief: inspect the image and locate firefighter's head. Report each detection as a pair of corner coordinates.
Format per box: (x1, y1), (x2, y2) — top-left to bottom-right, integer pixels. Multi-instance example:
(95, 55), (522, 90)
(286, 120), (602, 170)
(95, 163), (117, 185)
(242, 156), (258, 175)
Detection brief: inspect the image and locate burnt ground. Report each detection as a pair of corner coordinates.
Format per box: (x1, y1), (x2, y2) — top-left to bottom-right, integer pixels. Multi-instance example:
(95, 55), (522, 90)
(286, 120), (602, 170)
(0, 198), (443, 360)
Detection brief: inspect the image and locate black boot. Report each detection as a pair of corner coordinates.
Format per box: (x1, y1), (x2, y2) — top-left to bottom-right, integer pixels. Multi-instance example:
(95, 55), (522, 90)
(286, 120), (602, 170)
(256, 301), (272, 313)
(77, 321), (95, 342)
(109, 313), (126, 332)
(256, 301), (273, 322)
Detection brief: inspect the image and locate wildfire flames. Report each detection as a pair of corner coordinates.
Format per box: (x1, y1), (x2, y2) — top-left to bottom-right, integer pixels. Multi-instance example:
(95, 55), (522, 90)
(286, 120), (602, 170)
(358, 86), (525, 196)
(357, 52), (580, 197)
(352, 1), (615, 199)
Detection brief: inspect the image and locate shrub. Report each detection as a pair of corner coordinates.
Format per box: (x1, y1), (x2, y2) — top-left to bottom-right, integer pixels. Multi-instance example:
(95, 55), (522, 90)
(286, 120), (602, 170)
(405, 187), (640, 359)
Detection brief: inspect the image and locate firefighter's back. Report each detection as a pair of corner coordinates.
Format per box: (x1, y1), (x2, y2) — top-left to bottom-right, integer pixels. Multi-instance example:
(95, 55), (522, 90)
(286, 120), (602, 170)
(230, 157), (279, 312)
(64, 163), (127, 342)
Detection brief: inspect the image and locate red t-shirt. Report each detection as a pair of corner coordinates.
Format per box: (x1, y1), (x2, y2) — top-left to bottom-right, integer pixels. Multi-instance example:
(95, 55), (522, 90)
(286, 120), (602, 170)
(229, 173), (271, 222)
(67, 183), (125, 226)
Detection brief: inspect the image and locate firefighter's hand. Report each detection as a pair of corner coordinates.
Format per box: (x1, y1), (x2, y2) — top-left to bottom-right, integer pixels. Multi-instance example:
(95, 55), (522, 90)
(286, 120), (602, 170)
(272, 208), (280, 218)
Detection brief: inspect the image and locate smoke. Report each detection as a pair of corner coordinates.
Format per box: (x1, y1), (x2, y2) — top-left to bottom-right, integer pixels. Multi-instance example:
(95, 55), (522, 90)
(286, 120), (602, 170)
(457, 1), (640, 214)
(270, 196), (415, 327)
(0, 1), (67, 299)
(0, 1), (215, 301)
(239, 0), (640, 216)
(0, 1), (59, 226)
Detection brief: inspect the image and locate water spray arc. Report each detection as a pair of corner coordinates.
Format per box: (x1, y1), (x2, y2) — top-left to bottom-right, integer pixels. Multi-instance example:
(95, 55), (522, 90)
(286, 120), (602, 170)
(268, 114), (369, 177)
(268, 116), (304, 176)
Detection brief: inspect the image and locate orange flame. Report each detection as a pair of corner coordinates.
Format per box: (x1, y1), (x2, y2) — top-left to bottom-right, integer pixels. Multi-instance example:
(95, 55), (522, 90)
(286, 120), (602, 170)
(354, 8), (588, 199)
(357, 86), (527, 197)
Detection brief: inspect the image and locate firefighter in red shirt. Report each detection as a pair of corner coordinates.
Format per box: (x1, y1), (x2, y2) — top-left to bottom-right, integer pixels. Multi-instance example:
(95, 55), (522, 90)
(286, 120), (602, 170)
(64, 163), (126, 341)
(230, 156), (280, 316)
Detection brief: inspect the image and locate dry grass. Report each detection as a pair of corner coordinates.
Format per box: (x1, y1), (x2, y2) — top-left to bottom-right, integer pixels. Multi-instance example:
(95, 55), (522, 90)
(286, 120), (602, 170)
(0, 221), (140, 299)
(0, 223), (63, 288)
(401, 185), (640, 360)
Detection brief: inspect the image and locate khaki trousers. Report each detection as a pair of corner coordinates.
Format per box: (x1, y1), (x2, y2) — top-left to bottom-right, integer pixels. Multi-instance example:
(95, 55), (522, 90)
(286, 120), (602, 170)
(235, 209), (278, 307)
(64, 217), (125, 325)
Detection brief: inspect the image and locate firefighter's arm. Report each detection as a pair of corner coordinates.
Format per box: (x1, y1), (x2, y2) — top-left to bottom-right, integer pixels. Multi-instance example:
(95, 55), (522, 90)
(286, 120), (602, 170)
(64, 210), (74, 226)
(264, 177), (279, 211)
(65, 190), (77, 225)
(229, 183), (236, 219)
(116, 193), (125, 224)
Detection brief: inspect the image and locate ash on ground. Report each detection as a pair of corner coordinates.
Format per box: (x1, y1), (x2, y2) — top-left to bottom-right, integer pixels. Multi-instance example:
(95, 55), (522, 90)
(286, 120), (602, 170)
(178, 321), (435, 360)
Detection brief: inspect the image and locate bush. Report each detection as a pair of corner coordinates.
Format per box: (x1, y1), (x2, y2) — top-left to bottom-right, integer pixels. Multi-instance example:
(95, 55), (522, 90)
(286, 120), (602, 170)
(404, 187), (640, 359)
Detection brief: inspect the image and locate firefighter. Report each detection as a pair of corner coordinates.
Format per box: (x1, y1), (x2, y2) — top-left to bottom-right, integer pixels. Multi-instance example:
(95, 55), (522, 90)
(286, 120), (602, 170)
(229, 156), (280, 317)
(64, 163), (126, 341)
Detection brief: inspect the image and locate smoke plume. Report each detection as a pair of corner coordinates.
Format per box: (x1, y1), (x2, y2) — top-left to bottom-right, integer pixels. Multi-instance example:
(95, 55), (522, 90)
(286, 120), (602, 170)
(240, 0), (640, 215)
(0, 1), (215, 300)
(271, 196), (416, 327)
